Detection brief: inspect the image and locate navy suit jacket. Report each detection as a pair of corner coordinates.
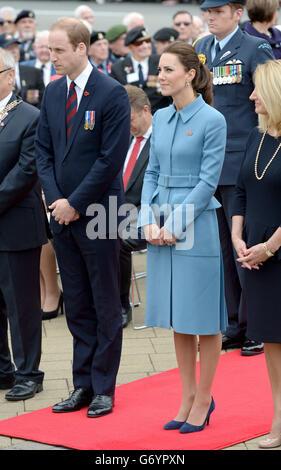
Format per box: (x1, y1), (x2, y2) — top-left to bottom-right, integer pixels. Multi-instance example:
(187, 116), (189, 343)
(0, 96), (47, 251)
(35, 65), (131, 235)
(194, 28), (274, 184)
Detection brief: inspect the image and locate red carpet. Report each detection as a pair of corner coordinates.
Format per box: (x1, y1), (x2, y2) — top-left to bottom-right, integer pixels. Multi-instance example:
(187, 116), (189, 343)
(0, 351), (273, 450)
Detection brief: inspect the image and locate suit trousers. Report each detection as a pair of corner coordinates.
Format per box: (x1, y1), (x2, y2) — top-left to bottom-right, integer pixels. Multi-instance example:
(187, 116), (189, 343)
(215, 185), (247, 339)
(53, 224), (122, 396)
(0, 247), (44, 383)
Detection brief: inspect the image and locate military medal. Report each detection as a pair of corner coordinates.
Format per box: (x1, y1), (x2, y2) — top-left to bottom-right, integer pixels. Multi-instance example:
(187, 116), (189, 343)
(84, 110), (95, 130)
(212, 67), (218, 85)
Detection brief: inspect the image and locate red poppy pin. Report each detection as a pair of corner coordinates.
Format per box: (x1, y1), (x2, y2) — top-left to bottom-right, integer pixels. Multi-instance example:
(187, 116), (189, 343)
(186, 130), (192, 136)
(84, 91), (89, 97)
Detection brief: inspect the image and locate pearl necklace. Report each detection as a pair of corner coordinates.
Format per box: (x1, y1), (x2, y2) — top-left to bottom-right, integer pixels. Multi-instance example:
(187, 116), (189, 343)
(254, 131), (281, 180)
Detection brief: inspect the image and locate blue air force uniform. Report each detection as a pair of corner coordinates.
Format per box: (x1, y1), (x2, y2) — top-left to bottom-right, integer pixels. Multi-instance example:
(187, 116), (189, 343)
(194, 27), (274, 341)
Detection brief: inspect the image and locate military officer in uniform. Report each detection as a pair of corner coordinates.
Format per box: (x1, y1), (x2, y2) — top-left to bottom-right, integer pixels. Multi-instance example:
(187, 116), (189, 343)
(110, 26), (171, 114)
(193, 0), (275, 355)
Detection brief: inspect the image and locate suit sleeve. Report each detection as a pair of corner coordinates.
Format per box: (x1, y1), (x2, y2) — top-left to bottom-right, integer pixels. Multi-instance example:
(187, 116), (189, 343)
(67, 84), (130, 215)
(35, 86), (64, 206)
(0, 112), (39, 215)
(164, 113), (227, 240)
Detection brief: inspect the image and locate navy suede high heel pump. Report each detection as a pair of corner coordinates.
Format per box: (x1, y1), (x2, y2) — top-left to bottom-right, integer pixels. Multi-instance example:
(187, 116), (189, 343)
(163, 419), (185, 430)
(179, 397), (215, 434)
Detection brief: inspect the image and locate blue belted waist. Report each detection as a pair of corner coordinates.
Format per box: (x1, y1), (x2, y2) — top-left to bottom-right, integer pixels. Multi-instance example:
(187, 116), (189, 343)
(157, 174), (200, 188)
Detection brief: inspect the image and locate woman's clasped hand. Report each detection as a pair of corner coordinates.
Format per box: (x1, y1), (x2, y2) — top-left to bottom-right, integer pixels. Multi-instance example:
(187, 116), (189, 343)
(143, 224), (177, 246)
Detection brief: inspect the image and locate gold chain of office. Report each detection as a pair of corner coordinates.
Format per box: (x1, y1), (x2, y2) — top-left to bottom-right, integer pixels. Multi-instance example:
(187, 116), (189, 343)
(0, 99), (22, 122)
(254, 130), (281, 180)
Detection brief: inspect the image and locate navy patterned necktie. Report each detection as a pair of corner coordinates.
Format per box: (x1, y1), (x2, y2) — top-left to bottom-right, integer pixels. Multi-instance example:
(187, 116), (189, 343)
(66, 81), (77, 138)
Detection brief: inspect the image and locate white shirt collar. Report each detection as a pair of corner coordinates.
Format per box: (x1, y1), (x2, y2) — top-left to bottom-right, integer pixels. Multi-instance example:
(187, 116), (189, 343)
(0, 92), (13, 113)
(66, 61), (93, 92)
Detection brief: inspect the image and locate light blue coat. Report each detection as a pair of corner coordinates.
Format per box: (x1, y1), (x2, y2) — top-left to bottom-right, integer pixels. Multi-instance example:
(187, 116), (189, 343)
(139, 94), (228, 335)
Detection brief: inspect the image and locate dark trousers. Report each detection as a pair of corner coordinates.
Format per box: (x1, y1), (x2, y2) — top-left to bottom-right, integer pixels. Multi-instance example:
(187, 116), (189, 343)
(0, 247), (43, 383)
(119, 237), (146, 306)
(215, 185), (247, 340)
(53, 224), (122, 396)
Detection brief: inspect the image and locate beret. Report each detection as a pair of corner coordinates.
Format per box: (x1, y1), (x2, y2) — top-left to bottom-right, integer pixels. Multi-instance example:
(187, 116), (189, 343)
(90, 31), (106, 45)
(125, 26), (150, 46)
(0, 33), (20, 48)
(106, 24), (127, 43)
(153, 27), (179, 42)
(15, 9), (35, 24)
(200, 0), (245, 8)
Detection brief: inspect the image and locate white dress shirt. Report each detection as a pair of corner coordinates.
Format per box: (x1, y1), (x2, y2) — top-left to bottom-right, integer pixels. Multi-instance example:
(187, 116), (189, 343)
(131, 56), (149, 82)
(35, 59), (52, 86)
(66, 61), (93, 109)
(123, 125), (152, 174)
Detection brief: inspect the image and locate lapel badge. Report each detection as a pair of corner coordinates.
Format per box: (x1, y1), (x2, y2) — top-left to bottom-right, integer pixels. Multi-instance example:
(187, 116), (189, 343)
(186, 130), (192, 136)
(84, 91), (89, 97)
(220, 51), (231, 60)
(84, 110), (95, 130)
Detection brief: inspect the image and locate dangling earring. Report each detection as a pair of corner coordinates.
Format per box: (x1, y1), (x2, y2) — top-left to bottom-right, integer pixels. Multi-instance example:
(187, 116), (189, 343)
(186, 82), (190, 87)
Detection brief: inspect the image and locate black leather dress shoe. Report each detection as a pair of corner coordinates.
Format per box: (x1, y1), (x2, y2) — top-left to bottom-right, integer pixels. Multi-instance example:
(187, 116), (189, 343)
(87, 394), (114, 418)
(52, 387), (92, 413)
(0, 375), (15, 390)
(122, 306), (132, 328)
(241, 339), (264, 356)
(222, 335), (243, 350)
(5, 380), (43, 401)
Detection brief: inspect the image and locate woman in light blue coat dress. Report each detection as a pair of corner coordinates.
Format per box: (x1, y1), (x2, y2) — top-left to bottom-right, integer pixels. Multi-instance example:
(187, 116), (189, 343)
(139, 42), (227, 433)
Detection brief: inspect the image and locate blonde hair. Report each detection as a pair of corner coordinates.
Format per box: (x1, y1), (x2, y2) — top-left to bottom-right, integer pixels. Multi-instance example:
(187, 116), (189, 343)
(254, 60), (281, 137)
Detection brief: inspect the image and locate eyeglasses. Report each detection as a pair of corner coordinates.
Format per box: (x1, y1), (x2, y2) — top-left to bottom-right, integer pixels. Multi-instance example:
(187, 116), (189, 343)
(132, 38), (151, 47)
(174, 22), (192, 27)
(0, 68), (12, 74)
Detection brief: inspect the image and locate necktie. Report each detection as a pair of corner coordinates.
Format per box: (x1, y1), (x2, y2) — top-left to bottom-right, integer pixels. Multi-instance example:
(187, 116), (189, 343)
(214, 42), (221, 60)
(138, 63), (145, 86)
(66, 81), (77, 138)
(123, 136), (144, 189)
(40, 64), (45, 76)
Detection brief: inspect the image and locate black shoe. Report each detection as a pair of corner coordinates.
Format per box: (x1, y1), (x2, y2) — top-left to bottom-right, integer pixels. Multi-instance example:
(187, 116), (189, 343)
(222, 335), (243, 350)
(122, 305), (132, 328)
(42, 292), (64, 320)
(52, 387), (92, 413)
(5, 380), (43, 401)
(0, 374), (15, 390)
(87, 394), (114, 418)
(241, 339), (264, 356)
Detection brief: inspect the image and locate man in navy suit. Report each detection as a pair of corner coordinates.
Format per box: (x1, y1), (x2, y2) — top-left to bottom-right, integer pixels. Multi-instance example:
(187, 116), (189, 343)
(194, 0), (274, 355)
(35, 17), (130, 417)
(0, 48), (47, 400)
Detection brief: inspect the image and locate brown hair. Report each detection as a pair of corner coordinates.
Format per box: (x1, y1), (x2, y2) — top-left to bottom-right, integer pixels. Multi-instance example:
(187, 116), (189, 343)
(124, 84), (151, 112)
(163, 41), (213, 106)
(50, 17), (90, 53)
(246, 0), (279, 23)
(229, 2), (245, 12)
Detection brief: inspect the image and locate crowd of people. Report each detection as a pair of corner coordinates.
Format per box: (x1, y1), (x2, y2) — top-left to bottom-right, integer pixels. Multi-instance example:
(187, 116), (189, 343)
(0, 0), (280, 449)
